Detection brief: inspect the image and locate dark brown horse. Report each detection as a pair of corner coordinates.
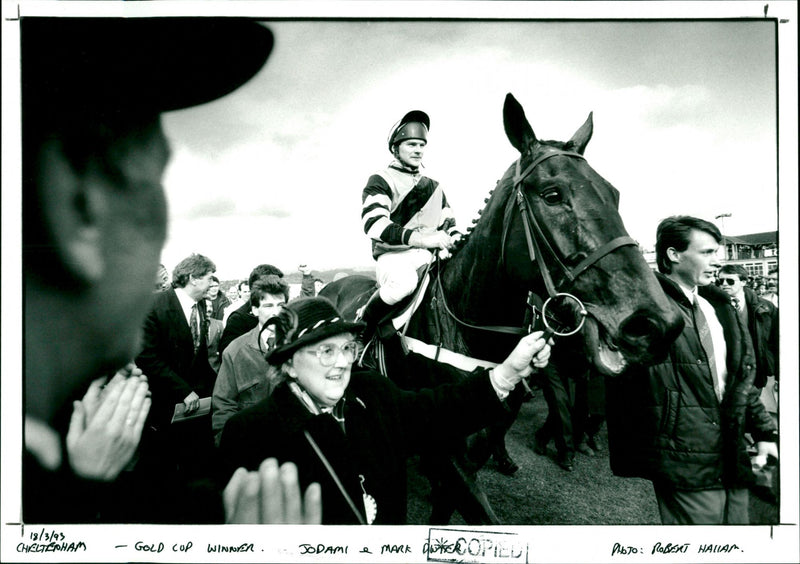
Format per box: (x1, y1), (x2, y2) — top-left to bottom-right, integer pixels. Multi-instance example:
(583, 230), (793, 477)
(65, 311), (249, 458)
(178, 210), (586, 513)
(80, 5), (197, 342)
(321, 93), (683, 524)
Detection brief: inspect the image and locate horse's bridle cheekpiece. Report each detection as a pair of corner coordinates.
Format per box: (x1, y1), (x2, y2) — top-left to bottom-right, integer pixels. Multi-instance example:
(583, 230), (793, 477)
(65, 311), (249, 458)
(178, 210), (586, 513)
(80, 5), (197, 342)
(508, 148), (637, 298)
(435, 147), (634, 340)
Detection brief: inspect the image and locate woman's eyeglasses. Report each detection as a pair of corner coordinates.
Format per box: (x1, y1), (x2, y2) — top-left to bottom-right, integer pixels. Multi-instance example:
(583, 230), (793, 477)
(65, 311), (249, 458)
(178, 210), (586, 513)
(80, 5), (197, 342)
(305, 341), (360, 366)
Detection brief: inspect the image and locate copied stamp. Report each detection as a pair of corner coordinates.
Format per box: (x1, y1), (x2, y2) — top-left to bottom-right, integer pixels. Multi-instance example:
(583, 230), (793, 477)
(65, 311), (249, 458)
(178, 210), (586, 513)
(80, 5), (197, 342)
(426, 528), (528, 563)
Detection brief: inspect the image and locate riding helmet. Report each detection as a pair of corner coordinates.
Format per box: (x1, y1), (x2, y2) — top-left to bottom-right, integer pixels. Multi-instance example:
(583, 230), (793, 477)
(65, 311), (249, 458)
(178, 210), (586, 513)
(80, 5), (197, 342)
(387, 110), (430, 152)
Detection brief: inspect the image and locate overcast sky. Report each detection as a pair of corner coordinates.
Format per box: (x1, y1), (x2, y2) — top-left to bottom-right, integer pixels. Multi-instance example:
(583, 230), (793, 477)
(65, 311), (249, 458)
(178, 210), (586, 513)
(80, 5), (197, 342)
(159, 16), (780, 280)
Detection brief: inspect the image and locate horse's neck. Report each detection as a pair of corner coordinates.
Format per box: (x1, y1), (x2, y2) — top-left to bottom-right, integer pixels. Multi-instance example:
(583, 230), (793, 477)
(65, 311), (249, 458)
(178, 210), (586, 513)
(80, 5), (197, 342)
(408, 234), (529, 364)
(405, 171), (535, 362)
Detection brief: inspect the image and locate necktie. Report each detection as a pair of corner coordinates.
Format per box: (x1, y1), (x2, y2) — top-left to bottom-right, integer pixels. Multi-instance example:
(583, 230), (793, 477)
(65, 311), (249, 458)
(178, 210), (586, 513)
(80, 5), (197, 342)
(190, 303), (200, 352)
(692, 296), (721, 402)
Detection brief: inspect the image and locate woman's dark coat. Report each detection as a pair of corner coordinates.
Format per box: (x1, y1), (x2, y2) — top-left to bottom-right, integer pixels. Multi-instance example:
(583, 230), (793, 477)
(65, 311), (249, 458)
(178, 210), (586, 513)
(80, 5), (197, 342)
(219, 364), (507, 524)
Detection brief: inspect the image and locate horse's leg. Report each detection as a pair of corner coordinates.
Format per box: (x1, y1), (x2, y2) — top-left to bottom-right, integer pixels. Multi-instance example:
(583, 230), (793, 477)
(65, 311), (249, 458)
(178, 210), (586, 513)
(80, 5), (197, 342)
(447, 454), (501, 525)
(424, 452), (500, 525)
(379, 337), (459, 523)
(385, 336), (501, 525)
(420, 454), (457, 525)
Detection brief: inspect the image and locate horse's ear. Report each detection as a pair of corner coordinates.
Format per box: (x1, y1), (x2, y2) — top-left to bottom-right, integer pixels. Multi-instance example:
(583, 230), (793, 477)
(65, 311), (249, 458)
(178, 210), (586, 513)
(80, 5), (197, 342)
(503, 93), (538, 155)
(568, 112), (594, 154)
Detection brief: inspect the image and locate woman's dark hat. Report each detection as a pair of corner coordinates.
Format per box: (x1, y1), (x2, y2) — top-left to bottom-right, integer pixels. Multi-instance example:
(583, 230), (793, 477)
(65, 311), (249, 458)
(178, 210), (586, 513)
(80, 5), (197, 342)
(387, 110), (430, 151)
(21, 17), (273, 117)
(265, 297), (365, 366)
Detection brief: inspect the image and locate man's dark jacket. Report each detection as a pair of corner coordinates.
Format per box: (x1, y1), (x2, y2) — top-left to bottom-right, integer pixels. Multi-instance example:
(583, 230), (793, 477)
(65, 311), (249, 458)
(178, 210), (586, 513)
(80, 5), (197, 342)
(742, 286), (779, 388)
(606, 273), (777, 491)
(218, 274), (317, 355)
(136, 288), (216, 426)
(218, 301), (255, 356)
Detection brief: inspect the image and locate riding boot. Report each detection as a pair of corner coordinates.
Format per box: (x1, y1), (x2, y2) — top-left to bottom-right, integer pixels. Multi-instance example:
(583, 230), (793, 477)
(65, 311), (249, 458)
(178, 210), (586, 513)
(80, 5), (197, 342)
(358, 292), (395, 344)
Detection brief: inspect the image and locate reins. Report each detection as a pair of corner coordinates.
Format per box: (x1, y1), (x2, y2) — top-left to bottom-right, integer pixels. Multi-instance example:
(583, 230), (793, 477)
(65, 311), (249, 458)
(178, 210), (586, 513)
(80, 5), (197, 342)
(432, 256), (530, 336)
(506, 147), (638, 298)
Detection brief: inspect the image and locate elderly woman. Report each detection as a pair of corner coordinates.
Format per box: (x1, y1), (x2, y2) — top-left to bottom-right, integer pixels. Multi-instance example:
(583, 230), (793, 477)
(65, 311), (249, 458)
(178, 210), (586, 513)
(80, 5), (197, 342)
(219, 297), (550, 525)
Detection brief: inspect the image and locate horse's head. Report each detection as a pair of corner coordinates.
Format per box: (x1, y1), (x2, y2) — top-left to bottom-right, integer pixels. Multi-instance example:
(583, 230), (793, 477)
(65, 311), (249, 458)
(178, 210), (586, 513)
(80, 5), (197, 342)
(498, 93), (682, 375)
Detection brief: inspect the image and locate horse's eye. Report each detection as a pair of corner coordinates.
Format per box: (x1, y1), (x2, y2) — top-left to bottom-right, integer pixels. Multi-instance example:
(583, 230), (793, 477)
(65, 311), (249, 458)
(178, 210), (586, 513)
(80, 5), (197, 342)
(540, 188), (563, 205)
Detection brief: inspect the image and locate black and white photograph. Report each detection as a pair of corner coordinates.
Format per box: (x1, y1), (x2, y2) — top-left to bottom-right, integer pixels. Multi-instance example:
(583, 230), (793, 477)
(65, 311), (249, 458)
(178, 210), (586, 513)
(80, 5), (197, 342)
(2, 1), (797, 563)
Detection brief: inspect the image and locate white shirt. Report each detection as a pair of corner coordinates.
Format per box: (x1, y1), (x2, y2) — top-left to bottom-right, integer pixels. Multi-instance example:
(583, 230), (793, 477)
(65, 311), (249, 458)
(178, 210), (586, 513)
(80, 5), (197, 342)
(175, 287), (199, 327)
(222, 299), (246, 326)
(679, 285), (728, 399)
(733, 290), (746, 311)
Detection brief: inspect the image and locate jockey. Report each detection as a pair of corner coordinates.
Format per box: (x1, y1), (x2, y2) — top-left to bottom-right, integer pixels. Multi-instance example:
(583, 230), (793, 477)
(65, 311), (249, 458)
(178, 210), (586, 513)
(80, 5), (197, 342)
(359, 110), (461, 340)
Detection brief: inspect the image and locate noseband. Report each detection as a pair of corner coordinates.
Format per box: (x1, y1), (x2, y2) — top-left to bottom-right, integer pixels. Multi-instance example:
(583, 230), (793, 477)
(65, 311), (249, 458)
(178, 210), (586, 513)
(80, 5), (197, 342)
(502, 148), (637, 298)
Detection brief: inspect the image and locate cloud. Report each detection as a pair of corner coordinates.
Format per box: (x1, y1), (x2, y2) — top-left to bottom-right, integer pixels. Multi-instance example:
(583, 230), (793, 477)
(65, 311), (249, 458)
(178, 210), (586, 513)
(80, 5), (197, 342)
(183, 200), (292, 221)
(250, 206), (292, 219)
(157, 20), (778, 276)
(185, 198), (237, 220)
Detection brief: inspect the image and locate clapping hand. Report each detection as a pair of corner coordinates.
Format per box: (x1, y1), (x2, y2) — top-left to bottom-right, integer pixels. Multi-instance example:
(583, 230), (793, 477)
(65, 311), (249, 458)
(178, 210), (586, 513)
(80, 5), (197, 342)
(66, 364), (151, 481)
(224, 458), (322, 524)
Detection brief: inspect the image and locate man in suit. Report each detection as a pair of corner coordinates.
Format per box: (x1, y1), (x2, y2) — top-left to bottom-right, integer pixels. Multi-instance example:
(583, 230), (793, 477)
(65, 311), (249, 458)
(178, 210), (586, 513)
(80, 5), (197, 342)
(716, 264), (779, 391)
(139, 254), (217, 417)
(136, 253), (219, 483)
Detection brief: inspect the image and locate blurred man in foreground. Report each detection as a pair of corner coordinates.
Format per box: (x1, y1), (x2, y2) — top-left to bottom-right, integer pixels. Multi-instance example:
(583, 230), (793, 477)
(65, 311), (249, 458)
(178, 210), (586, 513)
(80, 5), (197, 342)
(21, 16), (319, 524)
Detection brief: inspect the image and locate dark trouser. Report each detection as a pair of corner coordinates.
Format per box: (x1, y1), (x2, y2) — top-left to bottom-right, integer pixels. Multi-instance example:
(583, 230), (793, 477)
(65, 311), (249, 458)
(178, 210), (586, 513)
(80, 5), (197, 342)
(487, 383), (527, 455)
(572, 375), (605, 444)
(653, 484), (749, 524)
(536, 363), (575, 455)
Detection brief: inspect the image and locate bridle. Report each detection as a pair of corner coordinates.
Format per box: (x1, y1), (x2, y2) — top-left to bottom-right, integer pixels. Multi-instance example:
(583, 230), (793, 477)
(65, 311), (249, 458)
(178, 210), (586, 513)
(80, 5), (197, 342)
(502, 147), (637, 298)
(434, 147), (636, 337)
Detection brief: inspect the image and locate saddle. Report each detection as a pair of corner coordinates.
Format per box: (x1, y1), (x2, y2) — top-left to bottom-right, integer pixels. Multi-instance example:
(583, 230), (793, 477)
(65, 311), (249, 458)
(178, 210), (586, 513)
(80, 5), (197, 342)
(357, 265), (432, 341)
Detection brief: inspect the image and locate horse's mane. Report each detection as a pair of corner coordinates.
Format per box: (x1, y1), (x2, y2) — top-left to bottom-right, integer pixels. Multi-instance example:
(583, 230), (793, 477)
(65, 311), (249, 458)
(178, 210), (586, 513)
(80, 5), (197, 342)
(449, 180), (502, 257)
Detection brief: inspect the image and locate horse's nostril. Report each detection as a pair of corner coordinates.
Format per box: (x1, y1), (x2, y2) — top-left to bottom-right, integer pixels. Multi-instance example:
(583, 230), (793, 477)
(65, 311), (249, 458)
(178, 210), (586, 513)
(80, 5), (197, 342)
(620, 314), (659, 343)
